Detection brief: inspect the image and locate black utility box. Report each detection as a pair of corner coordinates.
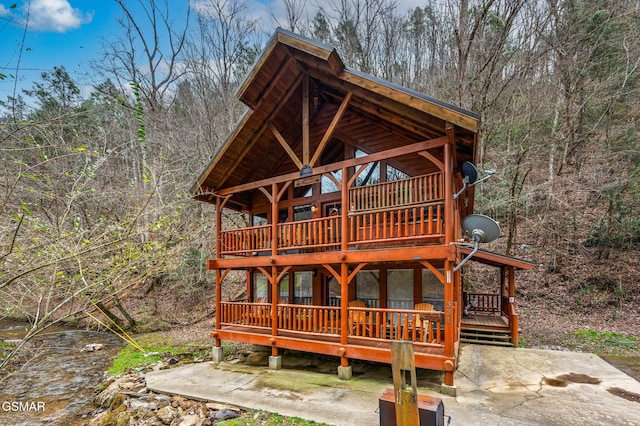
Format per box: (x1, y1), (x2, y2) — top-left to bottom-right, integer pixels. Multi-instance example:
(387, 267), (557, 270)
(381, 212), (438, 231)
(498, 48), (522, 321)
(378, 388), (445, 426)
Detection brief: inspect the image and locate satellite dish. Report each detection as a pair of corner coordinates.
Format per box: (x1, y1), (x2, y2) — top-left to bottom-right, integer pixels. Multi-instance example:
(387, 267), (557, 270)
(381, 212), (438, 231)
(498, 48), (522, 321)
(454, 214), (501, 271)
(461, 161), (478, 184)
(453, 162), (496, 199)
(462, 214), (501, 243)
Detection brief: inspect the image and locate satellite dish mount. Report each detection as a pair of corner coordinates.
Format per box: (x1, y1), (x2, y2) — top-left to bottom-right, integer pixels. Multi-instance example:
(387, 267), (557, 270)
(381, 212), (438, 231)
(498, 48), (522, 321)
(453, 214), (501, 271)
(453, 162), (496, 199)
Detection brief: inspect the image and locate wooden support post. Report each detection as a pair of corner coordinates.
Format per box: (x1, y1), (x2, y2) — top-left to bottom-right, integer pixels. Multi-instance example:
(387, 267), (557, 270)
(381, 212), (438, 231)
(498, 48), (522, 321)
(214, 268), (222, 348)
(444, 261), (455, 387)
(214, 197), (223, 347)
(341, 166), (349, 252)
(271, 265), (279, 341)
(390, 341), (420, 425)
(302, 75), (310, 165)
(508, 266), (518, 346)
(443, 137), (456, 387)
(340, 262), (349, 354)
(271, 183), (278, 256)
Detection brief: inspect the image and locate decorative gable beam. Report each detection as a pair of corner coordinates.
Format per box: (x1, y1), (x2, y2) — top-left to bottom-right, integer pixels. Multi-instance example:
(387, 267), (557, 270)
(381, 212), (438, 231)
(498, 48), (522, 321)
(267, 121), (303, 170)
(310, 91), (352, 168)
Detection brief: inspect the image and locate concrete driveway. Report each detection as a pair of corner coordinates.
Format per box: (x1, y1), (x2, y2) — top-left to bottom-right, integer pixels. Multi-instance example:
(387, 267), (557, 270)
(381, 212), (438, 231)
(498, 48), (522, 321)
(146, 344), (640, 425)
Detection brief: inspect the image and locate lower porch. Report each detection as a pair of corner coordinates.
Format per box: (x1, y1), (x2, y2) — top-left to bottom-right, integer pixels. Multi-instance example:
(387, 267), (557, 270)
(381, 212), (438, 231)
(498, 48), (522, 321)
(212, 302), (456, 373)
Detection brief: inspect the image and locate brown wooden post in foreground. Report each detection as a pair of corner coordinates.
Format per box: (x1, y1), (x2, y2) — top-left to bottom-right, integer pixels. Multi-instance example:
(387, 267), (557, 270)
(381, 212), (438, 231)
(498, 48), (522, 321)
(390, 341), (420, 425)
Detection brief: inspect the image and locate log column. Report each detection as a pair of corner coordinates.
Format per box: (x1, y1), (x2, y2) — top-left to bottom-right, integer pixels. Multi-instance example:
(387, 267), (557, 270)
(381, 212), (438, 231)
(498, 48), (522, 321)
(443, 132), (456, 387)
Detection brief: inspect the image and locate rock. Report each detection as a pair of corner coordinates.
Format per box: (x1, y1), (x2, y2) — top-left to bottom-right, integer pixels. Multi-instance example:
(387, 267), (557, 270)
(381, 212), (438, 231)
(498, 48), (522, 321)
(150, 394), (172, 403)
(109, 393), (126, 411)
(245, 351), (270, 365)
(127, 399), (151, 411)
(213, 409), (241, 420)
(113, 411), (131, 426)
(138, 417), (163, 426)
(178, 399), (195, 410)
(204, 402), (236, 411)
(82, 343), (104, 352)
(88, 411), (108, 426)
(93, 380), (121, 408)
(177, 414), (202, 426)
(156, 405), (177, 425)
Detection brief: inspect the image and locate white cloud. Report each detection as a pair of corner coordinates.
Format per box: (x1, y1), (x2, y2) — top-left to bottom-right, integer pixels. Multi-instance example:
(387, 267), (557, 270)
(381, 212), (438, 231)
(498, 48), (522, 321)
(24, 0), (93, 32)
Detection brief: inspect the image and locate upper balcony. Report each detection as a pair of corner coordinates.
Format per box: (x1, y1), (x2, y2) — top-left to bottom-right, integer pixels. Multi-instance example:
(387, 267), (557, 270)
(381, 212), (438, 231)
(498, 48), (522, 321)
(218, 171), (445, 256)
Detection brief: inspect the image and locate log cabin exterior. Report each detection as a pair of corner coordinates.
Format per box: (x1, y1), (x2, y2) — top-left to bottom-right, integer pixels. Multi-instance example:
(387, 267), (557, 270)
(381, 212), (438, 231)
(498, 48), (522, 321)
(192, 29), (534, 389)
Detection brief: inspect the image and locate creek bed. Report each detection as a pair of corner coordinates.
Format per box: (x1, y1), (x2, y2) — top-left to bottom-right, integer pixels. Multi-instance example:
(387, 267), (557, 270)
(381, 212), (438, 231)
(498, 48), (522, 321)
(0, 321), (124, 425)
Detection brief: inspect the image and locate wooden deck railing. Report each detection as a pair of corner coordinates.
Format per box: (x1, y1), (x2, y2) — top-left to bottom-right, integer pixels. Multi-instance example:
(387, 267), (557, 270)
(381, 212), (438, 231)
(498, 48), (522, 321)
(219, 225), (271, 255)
(349, 172), (443, 211)
(221, 301), (273, 327)
(348, 306), (443, 344)
(348, 202), (443, 245)
(464, 292), (501, 314)
(217, 172), (445, 255)
(278, 216), (341, 251)
(277, 304), (340, 334)
(219, 302), (444, 346)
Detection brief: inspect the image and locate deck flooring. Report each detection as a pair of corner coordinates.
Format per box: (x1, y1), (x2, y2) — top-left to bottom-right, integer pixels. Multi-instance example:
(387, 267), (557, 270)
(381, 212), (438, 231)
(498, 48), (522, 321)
(461, 314), (509, 329)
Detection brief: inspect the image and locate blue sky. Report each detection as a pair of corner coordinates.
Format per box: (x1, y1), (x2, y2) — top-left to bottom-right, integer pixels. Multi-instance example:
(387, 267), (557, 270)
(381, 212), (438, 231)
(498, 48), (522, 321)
(0, 0), (270, 102)
(0, 0), (424, 105)
(0, 1), (122, 100)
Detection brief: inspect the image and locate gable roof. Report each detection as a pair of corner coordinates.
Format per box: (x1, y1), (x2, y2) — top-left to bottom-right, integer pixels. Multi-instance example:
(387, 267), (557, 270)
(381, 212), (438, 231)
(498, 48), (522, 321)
(193, 28), (480, 209)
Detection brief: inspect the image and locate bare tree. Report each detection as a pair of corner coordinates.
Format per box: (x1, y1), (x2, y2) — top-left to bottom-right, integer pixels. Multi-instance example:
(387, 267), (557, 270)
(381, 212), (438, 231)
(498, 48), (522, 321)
(96, 0), (190, 113)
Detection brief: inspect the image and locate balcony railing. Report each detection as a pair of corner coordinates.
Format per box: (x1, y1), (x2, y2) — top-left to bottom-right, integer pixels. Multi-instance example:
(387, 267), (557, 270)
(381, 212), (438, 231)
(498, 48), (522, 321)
(349, 172), (443, 211)
(220, 224), (271, 255)
(219, 302), (445, 346)
(218, 172), (445, 255)
(348, 202), (443, 246)
(278, 216), (341, 251)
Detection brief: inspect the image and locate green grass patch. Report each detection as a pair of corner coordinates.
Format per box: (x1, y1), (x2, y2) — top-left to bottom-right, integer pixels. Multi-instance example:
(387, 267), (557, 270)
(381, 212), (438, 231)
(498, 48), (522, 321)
(107, 332), (209, 375)
(220, 410), (328, 425)
(573, 329), (638, 350)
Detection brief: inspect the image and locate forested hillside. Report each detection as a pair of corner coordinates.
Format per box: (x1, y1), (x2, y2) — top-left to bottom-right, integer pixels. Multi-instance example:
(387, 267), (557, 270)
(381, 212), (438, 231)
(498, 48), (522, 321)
(1, 0), (638, 353)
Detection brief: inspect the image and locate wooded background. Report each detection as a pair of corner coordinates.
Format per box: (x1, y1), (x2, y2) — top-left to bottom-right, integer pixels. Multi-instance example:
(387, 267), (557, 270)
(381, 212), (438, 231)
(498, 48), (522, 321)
(1, 0), (638, 349)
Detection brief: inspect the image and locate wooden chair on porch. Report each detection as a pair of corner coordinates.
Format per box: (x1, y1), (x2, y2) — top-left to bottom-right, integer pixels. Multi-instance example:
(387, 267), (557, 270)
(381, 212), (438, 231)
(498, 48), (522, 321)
(243, 297), (271, 326)
(414, 303), (437, 343)
(349, 300), (370, 336)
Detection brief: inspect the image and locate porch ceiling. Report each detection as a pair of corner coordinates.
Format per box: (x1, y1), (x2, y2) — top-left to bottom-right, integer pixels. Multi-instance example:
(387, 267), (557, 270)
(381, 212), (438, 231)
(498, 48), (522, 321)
(193, 29), (480, 210)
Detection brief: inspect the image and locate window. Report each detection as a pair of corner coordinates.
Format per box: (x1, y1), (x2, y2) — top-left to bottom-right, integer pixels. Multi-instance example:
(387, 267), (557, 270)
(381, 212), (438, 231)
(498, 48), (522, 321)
(422, 268), (444, 311)
(294, 205), (312, 221)
(387, 269), (413, 309)
(354, 150), (379, 186)
(294, 271), (312, 304)
(327, 276), (340, 306)
(253, 272), (268, 301)
(387, 164), (410, 181)
(253, 213), (268, 226)
(355, 270), (379, 307)
(321, 170), (342, 194)
(279, 274), (290, 303)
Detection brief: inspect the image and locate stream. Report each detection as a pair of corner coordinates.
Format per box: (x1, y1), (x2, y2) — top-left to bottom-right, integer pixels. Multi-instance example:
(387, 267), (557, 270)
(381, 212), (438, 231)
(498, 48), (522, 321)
(0, 320), (124, 425)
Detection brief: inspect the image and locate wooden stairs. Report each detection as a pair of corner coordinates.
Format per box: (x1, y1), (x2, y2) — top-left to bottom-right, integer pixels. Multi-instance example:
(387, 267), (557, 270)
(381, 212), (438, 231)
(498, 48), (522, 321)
(460, 326), (514, 347)
(460, 314), (515, 347)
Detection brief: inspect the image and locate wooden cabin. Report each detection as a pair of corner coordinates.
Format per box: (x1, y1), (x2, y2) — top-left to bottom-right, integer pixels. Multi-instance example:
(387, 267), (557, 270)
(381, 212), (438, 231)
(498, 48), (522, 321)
(192, 29), (534, 391)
